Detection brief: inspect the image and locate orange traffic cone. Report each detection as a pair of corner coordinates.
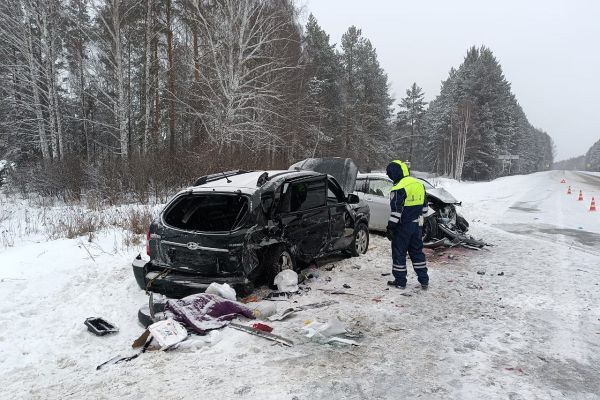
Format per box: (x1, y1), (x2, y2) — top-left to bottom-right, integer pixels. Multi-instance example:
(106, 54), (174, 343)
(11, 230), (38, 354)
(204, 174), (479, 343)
(560, 179), (566, 183)
(590, 197), (597, 212)
(578, 190), (584, 201)
(567, 186), (572, 195)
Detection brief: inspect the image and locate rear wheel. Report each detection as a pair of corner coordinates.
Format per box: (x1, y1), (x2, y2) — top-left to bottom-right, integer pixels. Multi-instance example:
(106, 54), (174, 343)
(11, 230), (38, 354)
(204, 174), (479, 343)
(262, 245), (295, 287)
(350, 222), (369, 256)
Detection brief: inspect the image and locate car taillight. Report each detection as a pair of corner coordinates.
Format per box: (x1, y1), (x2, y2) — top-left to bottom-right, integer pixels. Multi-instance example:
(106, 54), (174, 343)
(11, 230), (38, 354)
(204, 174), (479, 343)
(146, 228), (151, 256)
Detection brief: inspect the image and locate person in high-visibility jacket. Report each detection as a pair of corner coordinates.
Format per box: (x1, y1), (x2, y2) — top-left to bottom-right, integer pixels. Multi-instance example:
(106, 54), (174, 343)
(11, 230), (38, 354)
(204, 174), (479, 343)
(385, 160), (429, 289)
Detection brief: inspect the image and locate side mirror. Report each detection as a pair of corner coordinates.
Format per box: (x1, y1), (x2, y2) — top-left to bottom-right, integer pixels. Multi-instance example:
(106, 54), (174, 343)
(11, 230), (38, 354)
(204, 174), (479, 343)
(346, 193), (360, 204)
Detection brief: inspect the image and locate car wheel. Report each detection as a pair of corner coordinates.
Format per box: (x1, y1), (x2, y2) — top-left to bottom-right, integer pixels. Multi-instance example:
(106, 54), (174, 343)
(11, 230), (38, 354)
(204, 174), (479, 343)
(263, 245), (295, 287)
(350, 222), (369, 256)
(422, 216), (439, 241)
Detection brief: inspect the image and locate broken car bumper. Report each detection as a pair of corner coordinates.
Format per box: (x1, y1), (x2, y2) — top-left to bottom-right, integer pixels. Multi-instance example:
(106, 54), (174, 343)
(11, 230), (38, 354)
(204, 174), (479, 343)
(132, 256), (250, 299)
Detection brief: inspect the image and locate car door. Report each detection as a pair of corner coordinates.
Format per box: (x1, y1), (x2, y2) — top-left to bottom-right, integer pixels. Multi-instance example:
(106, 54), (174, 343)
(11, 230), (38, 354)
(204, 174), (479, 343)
(365, 178), (393, 231)
(327, 178), (354, 251)
(278, 177), (330, 263)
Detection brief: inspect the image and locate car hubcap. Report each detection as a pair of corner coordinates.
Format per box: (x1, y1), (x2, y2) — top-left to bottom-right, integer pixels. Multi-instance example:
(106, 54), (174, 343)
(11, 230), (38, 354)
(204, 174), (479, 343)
(355, 229), (367, 253)
(279, 251), (293, 270)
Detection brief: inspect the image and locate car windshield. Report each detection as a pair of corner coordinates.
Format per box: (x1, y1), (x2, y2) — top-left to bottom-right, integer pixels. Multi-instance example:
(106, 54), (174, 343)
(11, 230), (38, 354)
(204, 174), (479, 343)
(420, 179), (435, 189)
(163, 194), (249, 232)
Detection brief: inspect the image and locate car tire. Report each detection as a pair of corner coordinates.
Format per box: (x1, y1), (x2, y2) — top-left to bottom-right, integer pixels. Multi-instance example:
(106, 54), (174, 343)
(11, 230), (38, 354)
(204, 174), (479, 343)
(350, 222), (369, 256)
(422, 216), (439, 241)
(263, 245), (295, 287)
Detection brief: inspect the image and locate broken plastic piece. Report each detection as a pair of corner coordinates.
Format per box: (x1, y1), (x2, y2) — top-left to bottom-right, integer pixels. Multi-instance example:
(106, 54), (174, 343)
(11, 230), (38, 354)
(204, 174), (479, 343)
(84, 317), (119, 336)
(252, 323), (274, 333)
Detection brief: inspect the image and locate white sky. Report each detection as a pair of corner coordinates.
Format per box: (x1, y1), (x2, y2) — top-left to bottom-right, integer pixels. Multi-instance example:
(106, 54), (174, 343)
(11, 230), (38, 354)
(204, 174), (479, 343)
(304, 0), (600, 161)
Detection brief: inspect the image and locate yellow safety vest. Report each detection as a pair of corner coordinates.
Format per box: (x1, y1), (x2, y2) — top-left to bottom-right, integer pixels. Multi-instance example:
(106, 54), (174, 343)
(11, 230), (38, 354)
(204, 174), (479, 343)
(391, 176), (425, 207)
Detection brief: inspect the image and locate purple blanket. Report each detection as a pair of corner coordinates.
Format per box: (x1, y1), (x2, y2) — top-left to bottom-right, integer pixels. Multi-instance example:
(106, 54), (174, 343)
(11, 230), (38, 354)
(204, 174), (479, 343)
(166, 293), (255, 334)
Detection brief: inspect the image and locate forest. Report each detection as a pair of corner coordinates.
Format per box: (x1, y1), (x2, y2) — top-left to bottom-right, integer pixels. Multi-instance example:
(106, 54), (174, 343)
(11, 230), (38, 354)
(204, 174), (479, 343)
(0, 0), (555, 202)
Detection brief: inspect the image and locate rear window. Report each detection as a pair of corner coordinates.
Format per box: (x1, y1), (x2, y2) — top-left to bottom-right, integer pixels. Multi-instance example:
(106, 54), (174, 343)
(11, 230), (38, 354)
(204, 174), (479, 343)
(163, 194), (249, 232)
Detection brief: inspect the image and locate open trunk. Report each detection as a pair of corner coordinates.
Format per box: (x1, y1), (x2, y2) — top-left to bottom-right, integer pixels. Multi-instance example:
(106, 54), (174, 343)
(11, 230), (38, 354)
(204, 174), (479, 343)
(157, 193), (250, 275)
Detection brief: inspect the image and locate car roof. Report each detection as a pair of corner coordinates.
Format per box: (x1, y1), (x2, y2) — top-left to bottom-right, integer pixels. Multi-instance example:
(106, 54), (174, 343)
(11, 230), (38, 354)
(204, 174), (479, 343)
(188, 170), (324, 194)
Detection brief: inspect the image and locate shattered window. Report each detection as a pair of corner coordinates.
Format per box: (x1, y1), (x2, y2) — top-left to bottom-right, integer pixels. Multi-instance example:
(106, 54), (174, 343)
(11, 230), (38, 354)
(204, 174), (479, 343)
(368, 179), (393, 198)
(354, 178), (368, 193)
(282, 179), (326, 212)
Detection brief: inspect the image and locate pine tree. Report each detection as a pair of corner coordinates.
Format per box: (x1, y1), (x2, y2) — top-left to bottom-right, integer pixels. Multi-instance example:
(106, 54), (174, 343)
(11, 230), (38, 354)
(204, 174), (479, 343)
(395, 83), (427, 168)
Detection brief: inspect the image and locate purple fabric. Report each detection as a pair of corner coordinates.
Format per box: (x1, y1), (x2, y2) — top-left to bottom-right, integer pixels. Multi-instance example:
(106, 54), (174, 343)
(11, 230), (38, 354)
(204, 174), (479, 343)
(166, 293), (255, 335)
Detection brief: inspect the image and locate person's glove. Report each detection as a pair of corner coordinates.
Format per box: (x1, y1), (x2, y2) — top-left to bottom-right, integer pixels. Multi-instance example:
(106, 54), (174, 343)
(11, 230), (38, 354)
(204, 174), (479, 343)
(386, 227), (394, 241)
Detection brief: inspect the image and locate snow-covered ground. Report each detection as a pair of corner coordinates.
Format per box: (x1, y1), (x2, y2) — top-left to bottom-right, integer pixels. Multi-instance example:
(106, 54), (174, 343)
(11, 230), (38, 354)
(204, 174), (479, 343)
(1, 170), (599, 399)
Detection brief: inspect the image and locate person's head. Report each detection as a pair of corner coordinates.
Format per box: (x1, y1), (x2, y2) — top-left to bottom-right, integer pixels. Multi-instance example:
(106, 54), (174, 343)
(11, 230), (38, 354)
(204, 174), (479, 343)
(386, 160), (410, 183)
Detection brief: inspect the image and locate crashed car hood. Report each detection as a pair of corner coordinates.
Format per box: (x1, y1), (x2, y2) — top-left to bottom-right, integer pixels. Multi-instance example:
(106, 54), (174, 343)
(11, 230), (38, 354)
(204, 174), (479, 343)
(289, 157), (358, 194)
(428, 187), (459, 204)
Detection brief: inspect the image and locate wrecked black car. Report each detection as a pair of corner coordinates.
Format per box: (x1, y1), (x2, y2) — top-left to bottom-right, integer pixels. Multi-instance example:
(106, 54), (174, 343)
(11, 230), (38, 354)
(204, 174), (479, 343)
(132, 158), (370, 299)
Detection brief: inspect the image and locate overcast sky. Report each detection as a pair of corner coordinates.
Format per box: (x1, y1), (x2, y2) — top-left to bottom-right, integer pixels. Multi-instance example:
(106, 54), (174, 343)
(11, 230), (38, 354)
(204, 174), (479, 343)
(304, 0), (600, 161)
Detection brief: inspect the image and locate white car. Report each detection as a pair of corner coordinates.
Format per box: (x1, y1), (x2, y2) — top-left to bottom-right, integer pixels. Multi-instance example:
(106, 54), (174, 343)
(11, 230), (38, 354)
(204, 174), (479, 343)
(354, 172), (469, 241)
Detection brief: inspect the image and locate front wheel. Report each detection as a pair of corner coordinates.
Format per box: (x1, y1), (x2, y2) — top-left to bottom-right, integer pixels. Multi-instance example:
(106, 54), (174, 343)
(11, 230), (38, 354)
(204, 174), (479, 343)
(350, 222), (369, 256)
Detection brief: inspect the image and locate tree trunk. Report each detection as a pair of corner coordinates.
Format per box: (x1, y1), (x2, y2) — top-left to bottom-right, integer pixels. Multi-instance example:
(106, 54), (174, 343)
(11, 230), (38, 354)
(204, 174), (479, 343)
(166, 0), (176, 155)
(112, 0), (128, 159)
(26, 21), (50, 161)
(142, 0), (152, 154)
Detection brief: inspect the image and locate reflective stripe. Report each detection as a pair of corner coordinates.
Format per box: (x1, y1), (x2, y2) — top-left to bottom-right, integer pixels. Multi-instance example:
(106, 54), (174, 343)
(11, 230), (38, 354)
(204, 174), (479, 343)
(393, 268), (407, 272)
(389, 216), (399, 223)
(413, 265), (427, 269)
(392, 264), (407, 272)
(391, 212), (402, 218)
(413, 262), (426, 266)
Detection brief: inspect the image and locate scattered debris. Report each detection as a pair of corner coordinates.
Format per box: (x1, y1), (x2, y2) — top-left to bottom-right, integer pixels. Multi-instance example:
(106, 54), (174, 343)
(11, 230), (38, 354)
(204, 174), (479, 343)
(241, 295), (258, 304)
(324, 264), (336, 271)
(448, 254), (456, 259)
(264, 291), (293, 301)
(84, 317), (118, 336)
(229, 323), (293, 347)
(97, 339), (152, 370)
(148, 319), (188, 350)
(274, 270), (299, 292)
(205, 282), (237, 301)
(268, 300), (338, 322)
(166, 293), (255, 335)
(371, 297), (383, 303)
(299, 268), (320, 283)
(326, 337), (360, 346)
(498, 272), (505, 276)
(381, 273), (391, 276)
(247, 301), (277, 320)
(477, 271), (486, 275)
(466, 283), (482, 290)
(252, 323), (274, 333)
(343, 283), (352, 289)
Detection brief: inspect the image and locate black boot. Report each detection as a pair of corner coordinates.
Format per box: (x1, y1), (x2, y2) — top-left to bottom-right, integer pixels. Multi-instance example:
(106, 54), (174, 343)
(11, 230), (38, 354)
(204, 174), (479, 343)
(387, 280), (406, 289)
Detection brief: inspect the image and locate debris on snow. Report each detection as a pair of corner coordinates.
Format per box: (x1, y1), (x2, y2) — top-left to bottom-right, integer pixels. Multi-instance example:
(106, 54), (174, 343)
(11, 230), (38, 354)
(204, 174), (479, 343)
(166, 293), (254, 335)
(205, 282), (237, 301)
(229, 323), (293, 347)
(273, 270), (299, 292)
(84, 317), (119, 336)
(148, 319), (188, 350)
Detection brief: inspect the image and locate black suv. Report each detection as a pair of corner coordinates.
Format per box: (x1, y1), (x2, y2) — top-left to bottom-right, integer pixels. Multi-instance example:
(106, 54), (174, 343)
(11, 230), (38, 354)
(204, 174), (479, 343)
(132, 158), (370, 298)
